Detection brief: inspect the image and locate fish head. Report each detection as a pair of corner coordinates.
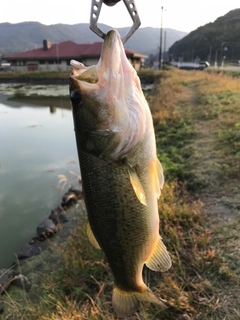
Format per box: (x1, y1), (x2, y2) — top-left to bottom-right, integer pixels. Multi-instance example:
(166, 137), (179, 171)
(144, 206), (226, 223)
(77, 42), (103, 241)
(70, 29), (148, 159)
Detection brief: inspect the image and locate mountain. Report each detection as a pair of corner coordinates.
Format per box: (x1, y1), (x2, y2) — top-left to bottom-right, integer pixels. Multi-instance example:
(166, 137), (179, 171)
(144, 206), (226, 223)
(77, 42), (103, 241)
(0, 22), (187, 56)
(168, 9), (240, 63)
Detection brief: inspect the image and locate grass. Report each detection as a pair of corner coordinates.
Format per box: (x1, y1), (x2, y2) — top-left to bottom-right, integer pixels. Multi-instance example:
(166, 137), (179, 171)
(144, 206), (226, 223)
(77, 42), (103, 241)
(193, 71), (240, 180)
(137, 69), (163, 84)
(5, 187), (216, 320)
(0, 69), (161, 84)
(0, 70), (70, 80)
(207, 68), (240, 78)
(2, 69), (240, 319)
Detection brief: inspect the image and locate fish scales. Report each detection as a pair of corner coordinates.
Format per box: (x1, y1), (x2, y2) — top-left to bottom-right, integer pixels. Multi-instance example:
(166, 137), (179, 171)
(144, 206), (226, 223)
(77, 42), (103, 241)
(79, 148), (152, 291)
(69, 29), (172, 317)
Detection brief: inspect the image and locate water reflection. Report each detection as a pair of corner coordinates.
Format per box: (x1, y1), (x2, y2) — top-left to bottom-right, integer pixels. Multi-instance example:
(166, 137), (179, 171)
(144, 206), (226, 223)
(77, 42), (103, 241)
(50, 105), (56, 114)
(0, 85), (79, 268)
(0, 83), (69, 97)
(7, 95), (72, 111)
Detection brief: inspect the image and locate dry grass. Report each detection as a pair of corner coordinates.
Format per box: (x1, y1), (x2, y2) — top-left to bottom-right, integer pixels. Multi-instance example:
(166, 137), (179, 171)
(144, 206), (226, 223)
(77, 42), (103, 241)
(3, 69), (240, 319)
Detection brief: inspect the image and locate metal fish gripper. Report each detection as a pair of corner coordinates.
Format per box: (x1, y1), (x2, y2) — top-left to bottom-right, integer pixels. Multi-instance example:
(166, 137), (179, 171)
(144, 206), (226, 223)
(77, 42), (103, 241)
(90, 0), (141, 44)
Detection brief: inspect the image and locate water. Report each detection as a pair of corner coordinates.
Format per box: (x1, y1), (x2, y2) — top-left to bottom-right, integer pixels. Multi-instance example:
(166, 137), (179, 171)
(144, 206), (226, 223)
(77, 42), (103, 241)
(0, 83), (80, 269)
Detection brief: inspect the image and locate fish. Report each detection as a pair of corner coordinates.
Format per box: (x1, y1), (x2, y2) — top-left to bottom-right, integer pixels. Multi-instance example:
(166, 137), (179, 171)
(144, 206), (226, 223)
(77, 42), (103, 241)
(69, 29), (171, 317)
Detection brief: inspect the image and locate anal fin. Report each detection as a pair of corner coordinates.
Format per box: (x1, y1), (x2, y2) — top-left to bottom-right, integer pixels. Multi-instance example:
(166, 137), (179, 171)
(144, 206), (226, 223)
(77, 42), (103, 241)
(86, 222), (101, 249)
(146, 236), (172, 272)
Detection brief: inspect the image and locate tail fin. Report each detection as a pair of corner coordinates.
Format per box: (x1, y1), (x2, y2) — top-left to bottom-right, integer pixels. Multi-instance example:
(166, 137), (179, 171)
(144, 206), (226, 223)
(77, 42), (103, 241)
(112, 284), (166, 317)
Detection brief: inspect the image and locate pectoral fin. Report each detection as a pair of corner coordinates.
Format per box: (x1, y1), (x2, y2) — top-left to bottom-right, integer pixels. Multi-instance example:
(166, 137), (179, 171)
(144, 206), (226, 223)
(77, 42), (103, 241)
(151, 158), (164, 199)
(128, 168), (147, 206)
(145, 236), (172, 272)
(86, 222), (101, 249)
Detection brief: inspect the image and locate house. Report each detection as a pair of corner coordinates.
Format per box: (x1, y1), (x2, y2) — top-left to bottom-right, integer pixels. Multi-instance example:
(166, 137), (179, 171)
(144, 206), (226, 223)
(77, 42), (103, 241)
(5, 40), (147, 72)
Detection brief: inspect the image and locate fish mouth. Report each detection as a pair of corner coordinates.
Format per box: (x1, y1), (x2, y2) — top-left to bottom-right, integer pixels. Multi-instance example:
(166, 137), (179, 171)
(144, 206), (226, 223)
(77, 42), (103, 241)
(70, 29), (129, 91)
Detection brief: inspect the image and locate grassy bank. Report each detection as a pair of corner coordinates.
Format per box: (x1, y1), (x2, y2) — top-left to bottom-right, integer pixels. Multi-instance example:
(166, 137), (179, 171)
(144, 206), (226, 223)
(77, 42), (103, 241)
(0, 69), (162, 84)
(0, 71), (70, 82)
(207, 68), (240, 78)
(2, 69), (240, 319)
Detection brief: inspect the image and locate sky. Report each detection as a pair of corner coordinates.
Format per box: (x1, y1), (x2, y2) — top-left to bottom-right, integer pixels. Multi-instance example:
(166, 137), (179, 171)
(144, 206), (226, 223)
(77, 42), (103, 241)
(1, 0), (240, 33)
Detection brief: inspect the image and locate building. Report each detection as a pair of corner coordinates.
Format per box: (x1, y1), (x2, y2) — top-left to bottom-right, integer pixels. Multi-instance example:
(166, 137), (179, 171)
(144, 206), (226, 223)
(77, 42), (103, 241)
(5, 40), (147, 72)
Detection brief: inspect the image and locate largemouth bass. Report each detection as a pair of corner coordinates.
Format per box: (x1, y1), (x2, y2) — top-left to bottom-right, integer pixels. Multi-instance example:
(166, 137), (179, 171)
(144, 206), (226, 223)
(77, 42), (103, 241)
(69, 29), (171, 317)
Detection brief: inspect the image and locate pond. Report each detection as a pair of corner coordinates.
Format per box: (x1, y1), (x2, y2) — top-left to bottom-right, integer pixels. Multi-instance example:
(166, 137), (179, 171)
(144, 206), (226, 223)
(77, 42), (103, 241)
(0, 83), (80, 269)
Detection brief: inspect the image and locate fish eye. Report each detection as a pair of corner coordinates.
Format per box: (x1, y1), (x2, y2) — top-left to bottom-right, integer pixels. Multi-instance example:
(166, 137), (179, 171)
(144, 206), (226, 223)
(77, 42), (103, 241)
(70, 91), (82, 105)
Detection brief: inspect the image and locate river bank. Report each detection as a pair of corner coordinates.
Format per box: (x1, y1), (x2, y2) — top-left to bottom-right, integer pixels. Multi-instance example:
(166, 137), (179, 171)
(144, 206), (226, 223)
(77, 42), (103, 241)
(0, 69), (162, 85)
(0, 86), (80, 270)
(0, 71), (70, 84)
(2, 69), (240, 319)
(0, 183), (84, 316)
(0, 81), (85, 316)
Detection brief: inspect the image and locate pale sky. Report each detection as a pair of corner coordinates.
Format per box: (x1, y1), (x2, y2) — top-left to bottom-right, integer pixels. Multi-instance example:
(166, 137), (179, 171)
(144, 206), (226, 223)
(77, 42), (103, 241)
(1, 0), (239, 32)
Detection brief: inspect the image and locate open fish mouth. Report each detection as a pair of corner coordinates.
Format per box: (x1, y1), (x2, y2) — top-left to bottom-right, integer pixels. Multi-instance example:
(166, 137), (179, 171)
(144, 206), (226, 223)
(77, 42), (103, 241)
(70, 29), (129, 86)
(69, 29), (149, 161)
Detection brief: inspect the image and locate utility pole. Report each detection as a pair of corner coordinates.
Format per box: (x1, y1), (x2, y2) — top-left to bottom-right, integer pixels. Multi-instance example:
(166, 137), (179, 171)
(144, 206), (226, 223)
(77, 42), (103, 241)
(163, 30), (167, 62)
(220, 42), (225, 65)
(158, 6), (163, 70)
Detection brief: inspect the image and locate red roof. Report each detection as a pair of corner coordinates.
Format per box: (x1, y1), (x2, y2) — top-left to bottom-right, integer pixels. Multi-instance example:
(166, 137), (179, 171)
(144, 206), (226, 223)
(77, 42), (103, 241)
(80, 41), (142, 57)
(81, 42), (103, 56)
(5, 40), (147, 60)
(5, 41), (83, 59)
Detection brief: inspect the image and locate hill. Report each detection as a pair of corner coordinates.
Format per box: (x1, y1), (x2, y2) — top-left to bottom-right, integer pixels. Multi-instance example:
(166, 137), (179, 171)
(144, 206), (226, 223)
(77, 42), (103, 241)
(168, 9), (240, 64)
(0, 22), (187, 56)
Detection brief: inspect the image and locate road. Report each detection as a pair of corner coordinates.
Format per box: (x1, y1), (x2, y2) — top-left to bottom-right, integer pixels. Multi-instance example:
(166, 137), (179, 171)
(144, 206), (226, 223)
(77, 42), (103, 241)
(209, 65), (240, 72)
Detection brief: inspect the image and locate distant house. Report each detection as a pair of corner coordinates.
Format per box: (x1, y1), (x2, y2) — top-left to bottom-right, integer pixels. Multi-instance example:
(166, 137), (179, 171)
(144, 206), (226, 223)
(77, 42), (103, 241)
(5, 40), (147, 72)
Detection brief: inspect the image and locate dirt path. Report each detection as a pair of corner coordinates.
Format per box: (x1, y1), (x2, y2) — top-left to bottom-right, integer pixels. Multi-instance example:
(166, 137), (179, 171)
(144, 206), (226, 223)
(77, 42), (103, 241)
(189, 85), (238, 221)
(186, 76), (240, 319)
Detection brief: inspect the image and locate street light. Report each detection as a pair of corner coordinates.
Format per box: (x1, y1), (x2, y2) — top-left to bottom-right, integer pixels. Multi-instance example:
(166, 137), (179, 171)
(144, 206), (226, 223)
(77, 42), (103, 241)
(221, 47), (228, 67)
(214, 42), (228, 67)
